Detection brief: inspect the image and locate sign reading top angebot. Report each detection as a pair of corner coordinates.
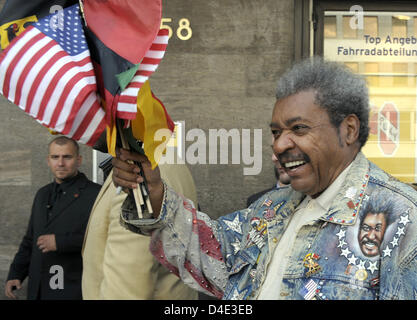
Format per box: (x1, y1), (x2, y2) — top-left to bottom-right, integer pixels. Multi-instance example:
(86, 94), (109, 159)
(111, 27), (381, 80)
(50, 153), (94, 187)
(324, 11), (417, 183)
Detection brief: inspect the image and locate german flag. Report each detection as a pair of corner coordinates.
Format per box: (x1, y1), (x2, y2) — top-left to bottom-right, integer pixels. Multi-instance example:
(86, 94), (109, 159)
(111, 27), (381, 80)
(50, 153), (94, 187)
(0, 0), (77, 49)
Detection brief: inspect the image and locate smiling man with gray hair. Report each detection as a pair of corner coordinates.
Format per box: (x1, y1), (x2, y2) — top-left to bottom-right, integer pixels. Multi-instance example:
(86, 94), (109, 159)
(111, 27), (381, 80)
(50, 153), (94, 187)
(111, 58), (417, 300)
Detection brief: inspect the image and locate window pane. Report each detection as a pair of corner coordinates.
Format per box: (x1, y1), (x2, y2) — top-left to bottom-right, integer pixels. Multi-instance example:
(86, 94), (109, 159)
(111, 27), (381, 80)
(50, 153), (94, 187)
(324, 11), (417, 183)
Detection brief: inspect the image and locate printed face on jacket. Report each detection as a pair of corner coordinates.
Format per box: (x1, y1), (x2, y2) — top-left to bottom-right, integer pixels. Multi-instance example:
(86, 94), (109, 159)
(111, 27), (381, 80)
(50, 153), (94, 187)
(339, 187), (411, 269)
(358, 212), (388, 257)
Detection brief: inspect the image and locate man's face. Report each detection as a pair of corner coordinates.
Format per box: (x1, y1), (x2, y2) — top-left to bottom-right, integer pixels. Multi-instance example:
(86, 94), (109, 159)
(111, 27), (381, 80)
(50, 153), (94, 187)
(358, 213), (387, 257)
(47, 142), (81, 183)
(272, 153), (290, 185)
(271, 90), (351, 197)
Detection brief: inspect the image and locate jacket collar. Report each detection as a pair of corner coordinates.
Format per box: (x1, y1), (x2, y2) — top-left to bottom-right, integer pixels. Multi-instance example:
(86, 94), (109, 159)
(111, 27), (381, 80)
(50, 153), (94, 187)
(319, 152), (370, 226)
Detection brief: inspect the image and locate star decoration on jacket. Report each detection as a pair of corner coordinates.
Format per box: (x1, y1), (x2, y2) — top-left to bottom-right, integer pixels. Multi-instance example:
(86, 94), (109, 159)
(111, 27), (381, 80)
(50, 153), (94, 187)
(347, 254), (357, 265)
(399, 214), (410, 226)
(383, 246), (392, 257)
(395, 226), (405, 237)
(336, 228), (346, 240)
(390, 237), (399, 248)
(341, 247), (351, 258)
(337, 239), (347, 248)
(367, 261), (378, 274)
(357, 259), (366, 270)
(223, 215), (242, 235)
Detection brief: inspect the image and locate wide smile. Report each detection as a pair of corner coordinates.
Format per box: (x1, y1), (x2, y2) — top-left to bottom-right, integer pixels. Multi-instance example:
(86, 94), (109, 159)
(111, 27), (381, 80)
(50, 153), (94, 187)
(282, 160), (308, 175)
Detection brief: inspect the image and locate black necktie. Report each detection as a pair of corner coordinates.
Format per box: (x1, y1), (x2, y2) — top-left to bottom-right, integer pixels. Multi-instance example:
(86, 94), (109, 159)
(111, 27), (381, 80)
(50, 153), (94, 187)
(47, 184), (62, 219)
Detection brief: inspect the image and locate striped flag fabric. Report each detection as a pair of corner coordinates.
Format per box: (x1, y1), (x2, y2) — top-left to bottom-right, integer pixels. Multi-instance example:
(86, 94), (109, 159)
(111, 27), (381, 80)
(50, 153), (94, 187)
(0, 4), (106, 146)
(117, 28), (169, 120)
(299, 279), (318, 300)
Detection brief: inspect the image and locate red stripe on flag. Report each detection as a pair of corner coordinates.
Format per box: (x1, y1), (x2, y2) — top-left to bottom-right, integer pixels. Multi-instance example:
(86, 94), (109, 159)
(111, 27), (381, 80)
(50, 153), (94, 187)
(61, 85), (98, 134)
(118, 95), (137, 104)
(135, 70), (153, 77)
(72, 101), (102, 141)
(13, 39), (56, 107)
(2, 32), (45, 98)
(48, 69), (96, 128)
(25, 50), (68, 113)
(148, 43), (167, 51)
(37, 56), (91, 122)
(140, 57), (162, 65)
(86, 114), (107, 147)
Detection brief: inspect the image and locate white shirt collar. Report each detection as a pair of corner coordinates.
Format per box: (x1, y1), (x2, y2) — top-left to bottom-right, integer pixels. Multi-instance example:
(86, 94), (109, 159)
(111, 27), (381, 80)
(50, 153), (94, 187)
(303, 161), (354, 213)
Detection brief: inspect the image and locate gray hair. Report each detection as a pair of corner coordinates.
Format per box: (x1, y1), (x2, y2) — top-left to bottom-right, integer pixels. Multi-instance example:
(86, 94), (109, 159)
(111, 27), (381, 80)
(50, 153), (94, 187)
(275, 57), (370, 147)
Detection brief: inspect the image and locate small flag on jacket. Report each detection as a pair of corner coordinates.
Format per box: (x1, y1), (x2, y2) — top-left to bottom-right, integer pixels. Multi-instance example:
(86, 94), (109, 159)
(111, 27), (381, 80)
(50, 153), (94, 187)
(0, 4), (106, 146)
(299, 279), (318, 300)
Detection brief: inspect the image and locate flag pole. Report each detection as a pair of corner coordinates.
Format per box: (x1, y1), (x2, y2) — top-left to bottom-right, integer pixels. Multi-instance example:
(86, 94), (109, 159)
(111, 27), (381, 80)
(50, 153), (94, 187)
(117, 120), (144, 218)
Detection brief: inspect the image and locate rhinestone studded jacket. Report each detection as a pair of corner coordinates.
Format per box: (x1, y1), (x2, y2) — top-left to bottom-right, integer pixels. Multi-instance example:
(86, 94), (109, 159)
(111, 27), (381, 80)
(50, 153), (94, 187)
(121, 152), (417, 300)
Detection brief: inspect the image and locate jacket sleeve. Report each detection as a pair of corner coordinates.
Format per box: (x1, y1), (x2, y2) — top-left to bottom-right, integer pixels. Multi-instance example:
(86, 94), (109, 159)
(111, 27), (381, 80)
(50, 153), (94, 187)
(7, 197), (37, 282)
(120, 181), (252, 299)
(55, 231), (86, 253)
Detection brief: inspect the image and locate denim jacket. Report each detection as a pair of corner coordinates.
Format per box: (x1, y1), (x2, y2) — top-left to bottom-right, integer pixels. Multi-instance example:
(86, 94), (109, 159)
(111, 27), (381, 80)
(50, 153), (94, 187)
(121, 152), (417, 300)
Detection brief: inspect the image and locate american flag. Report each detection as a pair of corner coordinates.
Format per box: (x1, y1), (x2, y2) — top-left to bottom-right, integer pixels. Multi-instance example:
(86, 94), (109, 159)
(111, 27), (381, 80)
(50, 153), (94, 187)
(116, 28), (169, 120)
(262, 199), (273, 207)
(299, 279), (318, 300)
(0, 4), (106, 146)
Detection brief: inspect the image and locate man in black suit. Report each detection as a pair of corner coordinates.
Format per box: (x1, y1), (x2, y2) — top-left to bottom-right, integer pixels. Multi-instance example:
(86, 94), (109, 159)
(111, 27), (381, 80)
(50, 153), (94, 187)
(5, 136), (101, 300)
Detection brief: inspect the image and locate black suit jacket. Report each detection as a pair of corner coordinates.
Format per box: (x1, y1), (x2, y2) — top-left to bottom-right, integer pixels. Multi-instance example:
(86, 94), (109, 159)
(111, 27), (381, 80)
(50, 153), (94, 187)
(7, 172), (101, 300)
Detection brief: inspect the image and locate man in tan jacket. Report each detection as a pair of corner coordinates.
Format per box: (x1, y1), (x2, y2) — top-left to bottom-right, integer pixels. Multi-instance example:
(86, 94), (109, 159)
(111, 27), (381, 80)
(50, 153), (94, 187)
(81, 162), (198, 299)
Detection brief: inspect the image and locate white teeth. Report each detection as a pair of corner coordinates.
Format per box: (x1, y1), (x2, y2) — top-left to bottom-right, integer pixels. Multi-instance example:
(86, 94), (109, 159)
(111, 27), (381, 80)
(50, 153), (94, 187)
(284, 161), (306, 169)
